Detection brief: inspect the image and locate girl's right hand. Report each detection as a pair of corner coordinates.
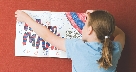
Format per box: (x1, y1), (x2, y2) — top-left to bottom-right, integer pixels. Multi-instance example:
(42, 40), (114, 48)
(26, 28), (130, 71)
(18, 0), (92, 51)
(15, 10), (33, 23)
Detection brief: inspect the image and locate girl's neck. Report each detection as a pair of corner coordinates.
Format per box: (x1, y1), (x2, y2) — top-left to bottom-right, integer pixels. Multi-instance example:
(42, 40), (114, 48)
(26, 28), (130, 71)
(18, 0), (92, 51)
(86, 32), (100, 43)
(87, 37), (100, 43)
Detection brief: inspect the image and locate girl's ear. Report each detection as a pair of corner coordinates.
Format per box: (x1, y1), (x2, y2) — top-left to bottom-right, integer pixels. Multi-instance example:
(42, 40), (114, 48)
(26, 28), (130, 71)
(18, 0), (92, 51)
(88, 26), (93, 35)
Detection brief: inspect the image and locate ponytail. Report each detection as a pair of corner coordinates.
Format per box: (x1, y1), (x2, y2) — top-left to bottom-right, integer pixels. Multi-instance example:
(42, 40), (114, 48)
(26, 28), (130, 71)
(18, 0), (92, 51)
(97, 36), (113, 70)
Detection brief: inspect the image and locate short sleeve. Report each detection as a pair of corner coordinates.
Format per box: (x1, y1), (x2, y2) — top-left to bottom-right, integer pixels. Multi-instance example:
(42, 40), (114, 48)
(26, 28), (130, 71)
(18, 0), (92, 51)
(113, 41), (123, 53)
(118, 42), (123, 52)
(65, 39), (79, 58)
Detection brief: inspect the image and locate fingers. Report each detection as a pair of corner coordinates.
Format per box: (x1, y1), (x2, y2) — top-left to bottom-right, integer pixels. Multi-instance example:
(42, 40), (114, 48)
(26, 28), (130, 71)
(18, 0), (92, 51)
(86, 10), (94, 14)
(15, 10), (22, 15)
(15, 10), (30, 22)
(15, 10), (19, 14)
(15, 11), (17, 14)
(15, 15), (17, 17)
(15, 10), (22, 18)
(85, 10), (94, 17)
(15, 10), (19, 18)
(15, 10), (20, 21)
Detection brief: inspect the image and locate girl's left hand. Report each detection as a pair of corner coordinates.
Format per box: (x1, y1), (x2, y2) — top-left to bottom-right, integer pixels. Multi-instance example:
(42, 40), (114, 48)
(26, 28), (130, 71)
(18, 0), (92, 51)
(86, 10), (94, 14)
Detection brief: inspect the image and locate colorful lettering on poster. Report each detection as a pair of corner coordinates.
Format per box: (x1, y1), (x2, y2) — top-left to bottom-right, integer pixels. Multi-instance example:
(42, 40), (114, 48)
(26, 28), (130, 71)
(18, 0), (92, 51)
(23, 19), (60, 50)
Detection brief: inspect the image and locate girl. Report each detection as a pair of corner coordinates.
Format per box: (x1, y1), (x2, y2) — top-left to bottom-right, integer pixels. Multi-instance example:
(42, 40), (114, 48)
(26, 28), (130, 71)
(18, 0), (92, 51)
(15, 10), (125, 72)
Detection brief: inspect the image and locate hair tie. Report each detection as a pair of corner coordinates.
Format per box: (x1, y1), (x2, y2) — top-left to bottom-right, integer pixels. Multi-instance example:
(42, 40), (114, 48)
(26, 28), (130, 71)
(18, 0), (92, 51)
(105, 36), (109, 39)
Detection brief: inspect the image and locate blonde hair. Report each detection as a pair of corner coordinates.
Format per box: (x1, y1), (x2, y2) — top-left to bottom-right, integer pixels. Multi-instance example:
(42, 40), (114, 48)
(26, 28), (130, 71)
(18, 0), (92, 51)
(88, 10), (115, 69)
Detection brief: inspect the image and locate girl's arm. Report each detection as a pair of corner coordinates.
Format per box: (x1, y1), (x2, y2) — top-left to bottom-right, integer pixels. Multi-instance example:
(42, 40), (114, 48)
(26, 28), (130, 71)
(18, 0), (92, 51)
(112, 26), (125, 49)
(15, 10), (66, 51)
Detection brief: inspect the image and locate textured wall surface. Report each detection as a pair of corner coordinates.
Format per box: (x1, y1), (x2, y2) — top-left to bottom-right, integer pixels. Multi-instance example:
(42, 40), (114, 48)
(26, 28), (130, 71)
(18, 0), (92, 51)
(0, 0), (136, 72)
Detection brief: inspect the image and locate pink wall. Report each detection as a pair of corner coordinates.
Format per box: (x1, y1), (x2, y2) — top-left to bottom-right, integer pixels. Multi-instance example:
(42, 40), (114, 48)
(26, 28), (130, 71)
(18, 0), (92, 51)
(0, 0), (135, 72)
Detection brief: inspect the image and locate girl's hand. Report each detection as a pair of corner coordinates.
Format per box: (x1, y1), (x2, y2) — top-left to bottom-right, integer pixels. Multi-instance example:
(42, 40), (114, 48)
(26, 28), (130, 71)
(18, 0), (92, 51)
(86, 10), (94, 14)
(15, 10), (33, 23)
(85, 10), (94, 17)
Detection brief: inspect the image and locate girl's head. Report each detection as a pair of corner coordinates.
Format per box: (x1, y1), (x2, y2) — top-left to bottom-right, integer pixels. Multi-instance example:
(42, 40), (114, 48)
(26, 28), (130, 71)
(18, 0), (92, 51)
(82, 10), (115, 69)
